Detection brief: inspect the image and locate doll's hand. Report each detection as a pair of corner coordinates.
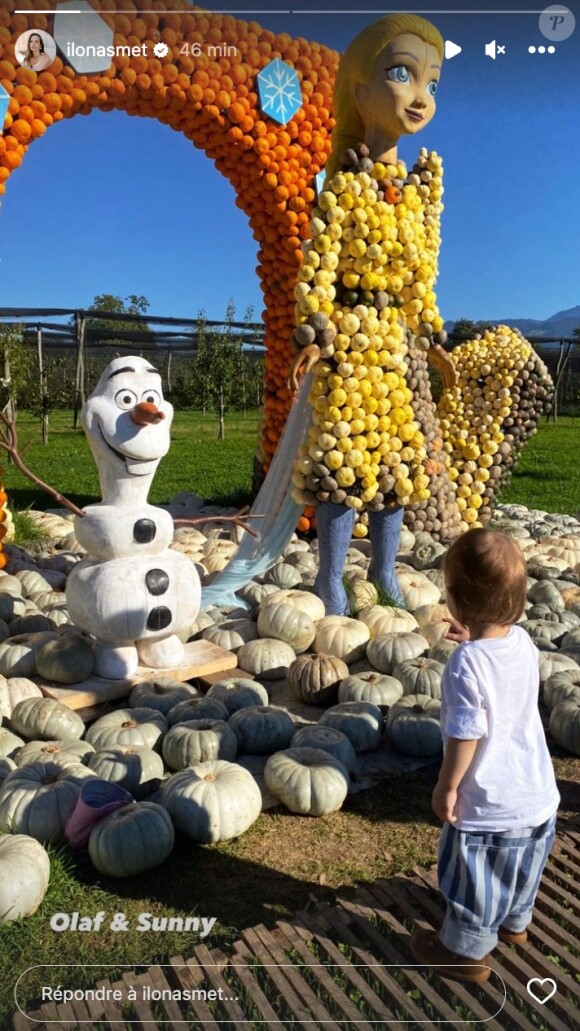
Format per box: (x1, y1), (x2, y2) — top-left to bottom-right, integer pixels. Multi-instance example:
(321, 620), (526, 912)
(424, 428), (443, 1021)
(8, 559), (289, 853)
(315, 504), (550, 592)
(428, 344), (458, 390)
(442, 617), (470, 643)
(288, 344), (321, 393)
(432, 781), (458, 823)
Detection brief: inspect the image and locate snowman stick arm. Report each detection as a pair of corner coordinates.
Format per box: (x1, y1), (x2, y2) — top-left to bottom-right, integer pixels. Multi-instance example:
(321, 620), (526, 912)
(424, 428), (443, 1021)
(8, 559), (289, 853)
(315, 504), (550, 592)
(0, 411), (86, 518)
(173, 514), (265, 538)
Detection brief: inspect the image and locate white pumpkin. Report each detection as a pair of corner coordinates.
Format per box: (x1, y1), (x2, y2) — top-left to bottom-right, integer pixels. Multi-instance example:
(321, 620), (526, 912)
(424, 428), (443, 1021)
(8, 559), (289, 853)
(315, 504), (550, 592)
(0, 761), (94, 843)
(0, 834), (50, 922)
(237, 639), (296, 680)
(202, 619), (259, 652)
(290, 725), (356, 772)
(264, 747), (349, 815)
(16, 739), (95, 767)
(259, 589), (325, 624)
(314, 617), (370, 663)
(85, 708), (167, 751)
(338, 671), (403, 708)
(257, 603), (315, 654)
(228, 705), (295, 755)
(88, 802), (175, 878)
(358, 606), (419, 638)
(396, 572), (441, 611)
(128, 678), (201, 714)
(0, 676), (42, 721)
(367, 632), (428, 675)
(392, 658), (444, 699)
(0, 728), (25, 758)
(162, 719), (238, 770)
(319, 701), (383, 753)
(160, 759), (262, 842)
(206, 678), (269, 714)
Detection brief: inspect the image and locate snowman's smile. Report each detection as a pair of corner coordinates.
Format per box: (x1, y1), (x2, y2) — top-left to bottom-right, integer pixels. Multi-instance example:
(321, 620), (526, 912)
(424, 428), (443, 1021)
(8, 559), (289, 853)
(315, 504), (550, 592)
(97, 423), (158, 475)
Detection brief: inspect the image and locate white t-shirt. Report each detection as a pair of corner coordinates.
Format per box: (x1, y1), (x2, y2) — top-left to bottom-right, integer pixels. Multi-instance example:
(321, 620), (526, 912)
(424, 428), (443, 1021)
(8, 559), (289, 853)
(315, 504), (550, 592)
(440, 624), (560, 831)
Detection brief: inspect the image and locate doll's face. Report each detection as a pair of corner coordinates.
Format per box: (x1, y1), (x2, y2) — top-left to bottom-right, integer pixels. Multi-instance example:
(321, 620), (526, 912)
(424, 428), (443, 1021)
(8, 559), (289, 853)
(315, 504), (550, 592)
(353, 33), (441, 140)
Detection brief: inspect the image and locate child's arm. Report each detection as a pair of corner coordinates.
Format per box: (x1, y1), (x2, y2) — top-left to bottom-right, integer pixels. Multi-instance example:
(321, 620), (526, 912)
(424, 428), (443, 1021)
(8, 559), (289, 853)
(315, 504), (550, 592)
(432, 738), (479, 822)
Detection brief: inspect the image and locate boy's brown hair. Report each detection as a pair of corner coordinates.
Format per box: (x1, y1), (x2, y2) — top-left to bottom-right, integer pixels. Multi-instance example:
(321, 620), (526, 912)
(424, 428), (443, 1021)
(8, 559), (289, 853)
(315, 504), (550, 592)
(443, 528), (527, 626)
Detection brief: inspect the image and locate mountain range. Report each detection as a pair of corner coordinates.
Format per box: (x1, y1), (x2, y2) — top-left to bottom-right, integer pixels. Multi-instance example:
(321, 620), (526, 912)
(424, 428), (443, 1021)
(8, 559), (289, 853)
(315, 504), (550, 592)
(445, 305), (580, 340)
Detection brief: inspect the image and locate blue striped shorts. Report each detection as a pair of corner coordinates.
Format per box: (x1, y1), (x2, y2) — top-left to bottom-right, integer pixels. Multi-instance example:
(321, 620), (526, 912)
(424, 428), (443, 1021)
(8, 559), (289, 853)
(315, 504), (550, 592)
(437, 814), (557, 958)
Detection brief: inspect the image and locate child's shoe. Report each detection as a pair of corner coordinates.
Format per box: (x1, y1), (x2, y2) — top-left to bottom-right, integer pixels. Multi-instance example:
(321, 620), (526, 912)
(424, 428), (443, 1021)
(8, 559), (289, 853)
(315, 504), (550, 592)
(498, 926), (528, 944)
(410, 929), (492, 983)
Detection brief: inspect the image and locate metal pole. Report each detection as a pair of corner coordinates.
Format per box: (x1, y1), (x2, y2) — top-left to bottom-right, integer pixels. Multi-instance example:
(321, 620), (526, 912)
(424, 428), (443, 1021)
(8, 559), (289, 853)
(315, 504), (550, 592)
(37, 325), (48, 444)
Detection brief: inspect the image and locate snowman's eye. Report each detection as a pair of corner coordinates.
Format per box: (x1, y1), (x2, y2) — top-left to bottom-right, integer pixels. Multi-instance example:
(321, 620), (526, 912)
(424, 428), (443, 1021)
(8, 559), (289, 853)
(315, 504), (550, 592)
(142, 389), (161, 406)
(115, 389), (138, 410)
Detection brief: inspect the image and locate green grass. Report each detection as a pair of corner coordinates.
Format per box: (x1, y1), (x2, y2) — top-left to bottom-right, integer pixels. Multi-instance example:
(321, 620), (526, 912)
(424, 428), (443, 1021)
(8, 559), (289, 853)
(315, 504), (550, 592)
(498, 416), (580, 515)
(4, 409), (261, 511)
(4, 410), (579, 517)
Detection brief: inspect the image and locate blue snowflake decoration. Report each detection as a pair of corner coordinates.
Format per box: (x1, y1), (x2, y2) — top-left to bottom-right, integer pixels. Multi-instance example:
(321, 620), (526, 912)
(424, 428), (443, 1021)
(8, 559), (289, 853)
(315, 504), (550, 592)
(315, 170), (327, 197)
(0, 86), (9, 135)
(257, 59), (302, 126)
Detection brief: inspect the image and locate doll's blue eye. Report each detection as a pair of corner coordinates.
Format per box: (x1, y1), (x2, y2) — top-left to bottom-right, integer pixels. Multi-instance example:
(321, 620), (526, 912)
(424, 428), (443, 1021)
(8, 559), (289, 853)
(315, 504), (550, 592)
(386, 65), (410, 84)
(428, 80), (438, 97)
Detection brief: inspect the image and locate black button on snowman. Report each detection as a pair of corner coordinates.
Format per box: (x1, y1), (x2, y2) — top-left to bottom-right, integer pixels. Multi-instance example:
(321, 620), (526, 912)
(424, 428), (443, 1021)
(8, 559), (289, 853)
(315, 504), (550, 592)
(66, 357), (201, 679)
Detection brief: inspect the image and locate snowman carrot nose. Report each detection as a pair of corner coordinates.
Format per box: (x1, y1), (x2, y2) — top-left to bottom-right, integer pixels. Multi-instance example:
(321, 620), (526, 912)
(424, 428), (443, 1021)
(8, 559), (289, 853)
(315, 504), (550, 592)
(131, 402), (165, 425)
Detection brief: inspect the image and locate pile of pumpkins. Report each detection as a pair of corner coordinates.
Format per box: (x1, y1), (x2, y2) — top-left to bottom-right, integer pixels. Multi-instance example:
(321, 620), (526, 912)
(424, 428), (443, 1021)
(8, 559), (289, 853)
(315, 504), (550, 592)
(0, 503), (579, 922)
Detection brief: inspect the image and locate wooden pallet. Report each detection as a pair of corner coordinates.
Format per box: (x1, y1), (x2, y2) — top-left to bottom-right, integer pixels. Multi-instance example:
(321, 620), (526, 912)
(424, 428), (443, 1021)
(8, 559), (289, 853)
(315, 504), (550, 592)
(37, 641), (238, 710)
(15, 825), (580, 1029)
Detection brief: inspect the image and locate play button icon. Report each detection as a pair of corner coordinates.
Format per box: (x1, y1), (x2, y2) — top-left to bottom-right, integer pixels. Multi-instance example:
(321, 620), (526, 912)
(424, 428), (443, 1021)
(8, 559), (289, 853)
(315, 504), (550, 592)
(444, 40), (463, 59)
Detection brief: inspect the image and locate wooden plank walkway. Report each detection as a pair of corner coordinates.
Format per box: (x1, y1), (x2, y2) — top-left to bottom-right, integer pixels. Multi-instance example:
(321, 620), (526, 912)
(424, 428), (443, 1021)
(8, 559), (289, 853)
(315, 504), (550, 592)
(14, 825), (580, 1029)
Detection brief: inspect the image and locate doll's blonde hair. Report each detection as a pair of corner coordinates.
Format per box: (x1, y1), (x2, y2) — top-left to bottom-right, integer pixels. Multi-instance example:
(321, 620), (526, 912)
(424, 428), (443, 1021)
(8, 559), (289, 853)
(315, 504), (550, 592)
(326, 14), (444, 179)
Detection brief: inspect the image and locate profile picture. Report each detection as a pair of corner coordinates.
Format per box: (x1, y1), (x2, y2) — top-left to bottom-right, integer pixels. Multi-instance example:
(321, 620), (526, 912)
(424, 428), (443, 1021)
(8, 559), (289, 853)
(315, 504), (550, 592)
(15, 30), (57, 72)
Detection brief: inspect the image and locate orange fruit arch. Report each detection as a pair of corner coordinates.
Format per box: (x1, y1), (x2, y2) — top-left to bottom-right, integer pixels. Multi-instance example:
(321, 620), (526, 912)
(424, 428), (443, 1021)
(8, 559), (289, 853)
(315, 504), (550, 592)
(0, 1), (339, 554)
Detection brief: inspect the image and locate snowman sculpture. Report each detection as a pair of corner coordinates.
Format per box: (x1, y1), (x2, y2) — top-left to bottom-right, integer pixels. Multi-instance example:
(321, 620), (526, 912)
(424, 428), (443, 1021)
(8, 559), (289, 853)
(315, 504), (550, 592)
(66, 357), (201, 679)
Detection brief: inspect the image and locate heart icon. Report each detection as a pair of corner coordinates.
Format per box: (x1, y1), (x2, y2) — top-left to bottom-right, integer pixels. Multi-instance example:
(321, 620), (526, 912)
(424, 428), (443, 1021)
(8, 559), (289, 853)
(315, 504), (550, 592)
(526, 978), (557, 1005)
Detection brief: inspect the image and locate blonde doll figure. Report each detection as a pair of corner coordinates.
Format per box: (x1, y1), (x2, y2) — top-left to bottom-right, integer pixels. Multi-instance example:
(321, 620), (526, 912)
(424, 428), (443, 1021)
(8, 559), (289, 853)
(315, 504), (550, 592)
(201, 13), (550, 615)
(289, 13), (460, 615)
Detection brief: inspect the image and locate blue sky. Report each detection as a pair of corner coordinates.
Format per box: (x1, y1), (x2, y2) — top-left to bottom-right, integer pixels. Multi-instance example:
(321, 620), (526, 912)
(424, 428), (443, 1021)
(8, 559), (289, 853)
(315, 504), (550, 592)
(1, 1), (579, 324)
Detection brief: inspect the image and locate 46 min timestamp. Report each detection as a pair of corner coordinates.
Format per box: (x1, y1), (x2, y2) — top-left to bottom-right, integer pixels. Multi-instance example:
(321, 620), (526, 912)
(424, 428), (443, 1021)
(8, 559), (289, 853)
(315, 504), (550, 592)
(180, 42), (238, 58)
